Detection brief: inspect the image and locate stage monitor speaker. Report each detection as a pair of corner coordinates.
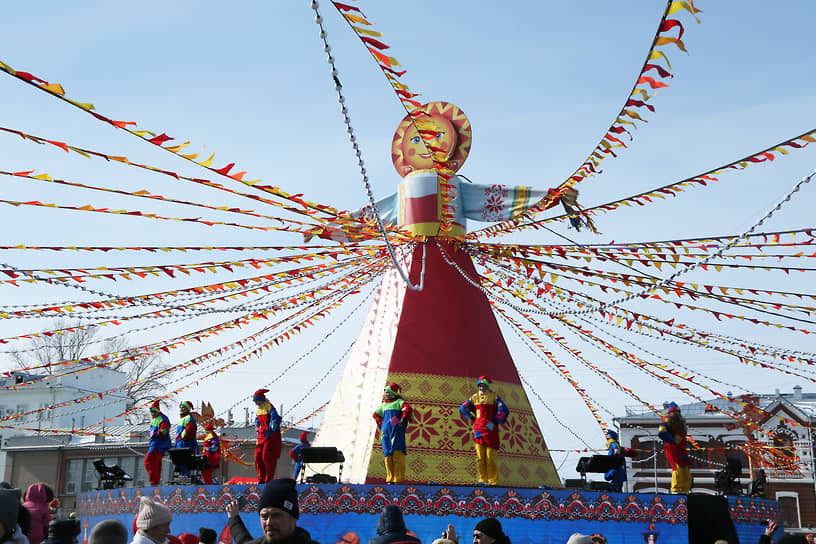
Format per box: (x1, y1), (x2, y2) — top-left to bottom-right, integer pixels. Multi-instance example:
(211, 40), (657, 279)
(564, 479), (586, 489)
(687, 494), (739, 544)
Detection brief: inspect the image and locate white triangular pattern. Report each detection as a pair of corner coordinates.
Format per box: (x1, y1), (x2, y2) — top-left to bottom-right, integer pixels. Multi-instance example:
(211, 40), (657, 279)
(314, 254), (411, 482)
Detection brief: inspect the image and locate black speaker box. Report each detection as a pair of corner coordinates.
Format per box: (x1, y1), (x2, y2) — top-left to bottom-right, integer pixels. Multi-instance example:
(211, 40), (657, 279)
(687, 494), (739, 544)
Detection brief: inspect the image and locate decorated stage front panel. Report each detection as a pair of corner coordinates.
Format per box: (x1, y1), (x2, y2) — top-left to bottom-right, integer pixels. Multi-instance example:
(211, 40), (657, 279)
(77, 484), (777, 544)
(367, 374), (559, 488)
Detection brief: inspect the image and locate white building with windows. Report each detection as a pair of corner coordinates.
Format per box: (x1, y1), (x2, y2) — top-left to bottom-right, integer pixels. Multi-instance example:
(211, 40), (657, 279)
(0, 367), (130, 477)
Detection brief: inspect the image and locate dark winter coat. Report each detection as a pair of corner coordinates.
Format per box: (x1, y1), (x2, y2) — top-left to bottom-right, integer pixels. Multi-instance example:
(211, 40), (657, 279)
(367, 505), (421, 544)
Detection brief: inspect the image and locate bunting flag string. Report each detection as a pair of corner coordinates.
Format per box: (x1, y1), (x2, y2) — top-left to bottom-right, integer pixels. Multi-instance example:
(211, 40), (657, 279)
(487, 252), (816, 318)
(0, 256), (386, 378)
(0, 169), (332, 234)
(475, 252), (816, 372)
(473, 227), (816, 256)
(474, 129), (816, 238)
(329, 1), (460, 236)
(5, 268), (381, 426)
(0, 125), (406, 242)
(468, 0), (703, 240)
(552, 315), (811, 444)
(79, 273), (376, 431)
(0, 62), (375, 231)
(476, 250), (816, 338)
(0, 248), (385, 288)
(0, 251), (381, 324)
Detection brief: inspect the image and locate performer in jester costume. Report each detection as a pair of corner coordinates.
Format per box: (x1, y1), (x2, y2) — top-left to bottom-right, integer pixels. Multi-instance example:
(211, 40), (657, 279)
(253, 388), (283, 483)
(201, 422), (221, 485)
(373, 382), (413, 484)
(658, 401), (691, 493)
(144, 400), (171, 485)
(460, 376), (509, 485)
(604, 429), (627, 492)
(289, 431), (311, 481)
(174, 400), (199, 476)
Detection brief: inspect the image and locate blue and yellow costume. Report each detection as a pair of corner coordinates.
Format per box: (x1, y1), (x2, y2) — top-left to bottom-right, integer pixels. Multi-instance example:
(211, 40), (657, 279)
(373, 382), (413, 483)
(174, 400), (199, 476)
(604, 429), (627, 492)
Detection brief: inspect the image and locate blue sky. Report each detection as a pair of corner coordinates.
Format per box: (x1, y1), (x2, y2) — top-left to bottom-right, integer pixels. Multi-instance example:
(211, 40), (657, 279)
(1, 1), (815, 478)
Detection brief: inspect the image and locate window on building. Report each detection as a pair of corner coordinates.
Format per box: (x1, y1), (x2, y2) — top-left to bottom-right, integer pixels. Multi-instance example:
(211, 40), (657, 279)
(778, 495), (800, 529)
(64, 459), (82, 494)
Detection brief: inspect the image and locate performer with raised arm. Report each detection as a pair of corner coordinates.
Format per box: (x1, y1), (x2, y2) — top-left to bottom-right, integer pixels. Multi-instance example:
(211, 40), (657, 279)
(145, 400), (171, 486)
(460, 376), (509, 486)
(201, 422), (221, 485)
(658, 401), (691, 493)
(373, 383), (413, 484)
(253, 389), (283, 483)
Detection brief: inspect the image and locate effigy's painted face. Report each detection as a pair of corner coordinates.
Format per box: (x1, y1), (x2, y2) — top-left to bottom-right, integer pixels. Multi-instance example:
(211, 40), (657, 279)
(400, 114), (457, 172)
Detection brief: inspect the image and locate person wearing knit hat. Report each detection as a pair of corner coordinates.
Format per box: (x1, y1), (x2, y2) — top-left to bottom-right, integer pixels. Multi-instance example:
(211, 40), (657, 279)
(459, 376), (510, 486)
(224, 478), (319, 544)
(201, 422), (221, 485)
(603, 429), (627, 493)
(473, 518), (510, 544)
(145, 400), (172, 486)
(658, 401), (691, 493)
(565, 534), (592, 544)
(372, 382), (413, 484)
(174, 401), (199, 477)
(131, 496), (173, 544)
(89, 519), (128, 544)
(253, 389), (283, 484)
(368, 505), (420, 544)
(41, 518), (81, 544)
(289, 431), (312, 481)
(198, 528), (217, 544)
(0, 486), (23, 544)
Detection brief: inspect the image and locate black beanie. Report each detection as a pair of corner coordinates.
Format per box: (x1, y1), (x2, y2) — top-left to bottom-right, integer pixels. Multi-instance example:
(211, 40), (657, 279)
(258, 478), (299, 518)
(198, 528), (217, 544)
(474, 518), (503, 540)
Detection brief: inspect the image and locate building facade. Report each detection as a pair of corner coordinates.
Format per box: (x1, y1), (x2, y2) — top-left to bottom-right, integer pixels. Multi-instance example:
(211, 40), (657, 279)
(2, 423), (314, 515)
(616, 386), (816, 532)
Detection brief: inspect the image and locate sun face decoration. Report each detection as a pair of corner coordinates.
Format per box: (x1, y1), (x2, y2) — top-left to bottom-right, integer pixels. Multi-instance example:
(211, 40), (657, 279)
(391, 101), (472, 177)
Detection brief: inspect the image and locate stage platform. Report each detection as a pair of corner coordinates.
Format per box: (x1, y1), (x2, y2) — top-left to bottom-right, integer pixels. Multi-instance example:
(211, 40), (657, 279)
(77, 483), (777, 544)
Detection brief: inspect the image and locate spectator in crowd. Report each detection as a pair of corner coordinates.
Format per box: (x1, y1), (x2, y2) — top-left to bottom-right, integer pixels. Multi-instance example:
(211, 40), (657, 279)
(177, 535), (198, 544)
(758, 520), (807, 544)
(0, 485), (26, 544)
(431, 523), (459, 544)
(0, 482), (30, 541)
(42, 518), (81, 544)
(89, 519), (129, 544)
(225, 478), (319, 544)
(472, 518), (510, 544)
(22, 483), (52, 544)
(198, 528), (217, 544)
(565, 535), (592, 544)
(131, 496), (173, 544)
(368, 505), (420, 544)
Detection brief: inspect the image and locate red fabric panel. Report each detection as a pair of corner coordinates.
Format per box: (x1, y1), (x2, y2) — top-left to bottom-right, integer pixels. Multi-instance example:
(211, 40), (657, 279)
(387, 242), (521, 384)
(402, 193), (440, 226)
